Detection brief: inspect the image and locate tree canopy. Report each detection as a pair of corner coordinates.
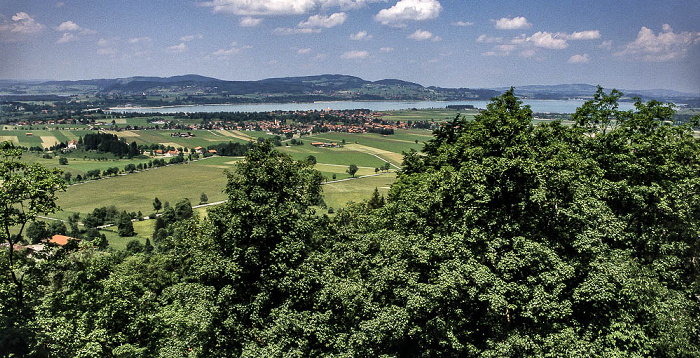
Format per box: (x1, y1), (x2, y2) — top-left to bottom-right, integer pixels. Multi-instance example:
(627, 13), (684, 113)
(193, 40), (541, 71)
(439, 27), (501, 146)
(1, 89), (698, 357)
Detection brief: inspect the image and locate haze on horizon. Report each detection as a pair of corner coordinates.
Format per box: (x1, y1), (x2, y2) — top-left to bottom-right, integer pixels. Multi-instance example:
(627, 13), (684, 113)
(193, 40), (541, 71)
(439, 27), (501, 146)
(1, 0), (699, 93)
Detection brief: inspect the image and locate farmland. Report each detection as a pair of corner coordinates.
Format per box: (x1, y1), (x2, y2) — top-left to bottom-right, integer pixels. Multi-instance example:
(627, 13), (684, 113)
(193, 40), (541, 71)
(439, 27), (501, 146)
(2, 109), (457, 247)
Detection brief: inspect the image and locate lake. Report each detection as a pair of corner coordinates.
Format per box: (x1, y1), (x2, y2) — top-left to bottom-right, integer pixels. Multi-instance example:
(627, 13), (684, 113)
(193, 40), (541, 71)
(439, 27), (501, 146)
(109, 99), (638, 114)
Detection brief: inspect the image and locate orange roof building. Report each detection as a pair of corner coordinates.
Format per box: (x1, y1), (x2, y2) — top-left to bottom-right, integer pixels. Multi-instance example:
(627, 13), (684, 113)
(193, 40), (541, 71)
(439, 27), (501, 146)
(49, 234), (80, 246)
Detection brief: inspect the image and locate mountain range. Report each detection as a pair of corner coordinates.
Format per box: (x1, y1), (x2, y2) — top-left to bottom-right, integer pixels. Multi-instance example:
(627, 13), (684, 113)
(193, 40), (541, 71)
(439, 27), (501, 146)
(1, 74), (698, 103)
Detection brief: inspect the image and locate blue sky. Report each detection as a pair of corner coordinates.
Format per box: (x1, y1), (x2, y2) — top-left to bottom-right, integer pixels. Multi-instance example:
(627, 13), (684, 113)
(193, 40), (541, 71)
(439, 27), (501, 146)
(1, 0), (699, 92)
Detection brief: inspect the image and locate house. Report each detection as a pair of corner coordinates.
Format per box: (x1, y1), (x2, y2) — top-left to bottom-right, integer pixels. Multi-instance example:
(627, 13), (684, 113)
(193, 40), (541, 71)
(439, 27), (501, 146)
(49, 234), (80, 246)
(208, 149), (217, 154)
(194, 146), (203, 154)
(67, 140), (78, 150)
(26, 132), (33, 136)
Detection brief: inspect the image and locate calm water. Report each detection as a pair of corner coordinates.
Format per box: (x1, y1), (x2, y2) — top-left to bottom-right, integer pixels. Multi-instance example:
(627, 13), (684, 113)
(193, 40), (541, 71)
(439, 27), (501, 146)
(110, 99), (638, 114)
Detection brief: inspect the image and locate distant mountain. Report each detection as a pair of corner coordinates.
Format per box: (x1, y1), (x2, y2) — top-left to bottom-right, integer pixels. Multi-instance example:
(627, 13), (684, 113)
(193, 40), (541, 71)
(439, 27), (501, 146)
(1, 75), (697, 104)
(495, 84), (700, 101)
(0, 74), (500, 101)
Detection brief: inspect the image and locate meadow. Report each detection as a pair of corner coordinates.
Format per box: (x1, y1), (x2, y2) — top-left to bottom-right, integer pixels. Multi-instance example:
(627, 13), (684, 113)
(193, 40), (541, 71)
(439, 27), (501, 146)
(3, 111), (450, 249)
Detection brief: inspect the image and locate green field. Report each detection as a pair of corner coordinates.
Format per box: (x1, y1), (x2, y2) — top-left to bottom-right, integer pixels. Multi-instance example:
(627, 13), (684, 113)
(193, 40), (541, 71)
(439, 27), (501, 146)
(4, 117), (429, 240)
(55, 158), (234, 217)
(321, 172), (396, 210)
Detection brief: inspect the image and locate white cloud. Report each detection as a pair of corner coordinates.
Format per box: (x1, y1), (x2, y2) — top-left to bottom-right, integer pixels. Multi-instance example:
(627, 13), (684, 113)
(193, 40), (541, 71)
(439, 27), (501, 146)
(408, 29), (435, 41)
(527, 31), (568, 49)
(296, 47), (312, 54)
(375, 0), (442, 26)
(568, 53), (590, 63)
(452, 21), (473, 27)
(298, 12), (347, 28)
(476, 34), (502, 43)
(200, 0), (381, 16)
(180, 34), (203, 42)
(57, 20), (81, 32)
(55, 2), (65, 8)
(519, 49), (536, 58)
(0, 12), (45, 42)
(616, 24), (700, 62)
(273, 27), (321, 35)
(168, 43), (187, 53)
(567, 30), (600, 40)
(380, 46), (393, 52)
(598, 40), (613, 50)
(240, 16), (262, 27)
(55, 20), (96, 43)
(350, 30), (372, 40)
(57, 32), (77, 43)
(213, 42), (251, 56)
(494, 16), (530, 30)
(201, 0), (318, 15)
(341, 50), (369, 59)
(129, 37), (152, 44)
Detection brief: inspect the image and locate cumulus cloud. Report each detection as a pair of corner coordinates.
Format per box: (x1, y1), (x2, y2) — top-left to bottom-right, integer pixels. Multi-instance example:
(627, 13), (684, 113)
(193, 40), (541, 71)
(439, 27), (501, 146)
(350, 30), (372, 40)
(476, 34), (503, 43)
(55, 20), (96, 43)
(452, 21), (473, 27)
(129, 37), (152, 44)
(527, 31), (568, 49)
(0, 12), (45, 42)
(239, 16), (262, 27)
(380, 46), (394, 52)
(273, 27), (321, 35)
(616, 24), (700, 62)
(598, 40), (613, 50)
(56, 20), (81, 32)
(493, 16), (530, 30)
(180, 34), (203, 42)
(408, 29), (437, 41)
(566, 30), (600, 40)
(200, 0), (381, 16)
(568, 53), (590, 63)
(341, 50), (369, 59)
(375, 0), (442, 26)
(201, 0), (318, 15)
(168, 43), (187, 53)
(57, 32), (77, 43)
(213, 42), (252, 56)
(298, 12), (347, 28)
(296, 47), (312, 54)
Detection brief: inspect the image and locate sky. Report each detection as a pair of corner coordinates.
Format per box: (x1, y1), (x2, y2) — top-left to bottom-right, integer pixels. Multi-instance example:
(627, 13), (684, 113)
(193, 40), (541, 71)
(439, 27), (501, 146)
(1, 0), (699, 92)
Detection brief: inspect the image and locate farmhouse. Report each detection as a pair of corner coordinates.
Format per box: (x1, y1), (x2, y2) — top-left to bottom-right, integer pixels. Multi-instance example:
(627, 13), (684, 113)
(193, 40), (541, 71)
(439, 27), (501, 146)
(49, 234), (80, 246)
(67, 140), (78, 150)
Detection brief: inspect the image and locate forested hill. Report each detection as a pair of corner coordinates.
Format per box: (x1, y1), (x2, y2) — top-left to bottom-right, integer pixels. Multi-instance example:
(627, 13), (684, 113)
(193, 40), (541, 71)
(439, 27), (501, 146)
(2, 74), (500, 101)
(2, 89), (699, 356)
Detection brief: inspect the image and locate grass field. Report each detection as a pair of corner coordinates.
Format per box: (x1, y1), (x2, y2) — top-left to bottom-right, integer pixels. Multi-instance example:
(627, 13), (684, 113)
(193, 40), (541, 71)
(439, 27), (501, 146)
(321, 172), (396, 210)
(4, 117), (426, 242)
(55, 158), (232, 217)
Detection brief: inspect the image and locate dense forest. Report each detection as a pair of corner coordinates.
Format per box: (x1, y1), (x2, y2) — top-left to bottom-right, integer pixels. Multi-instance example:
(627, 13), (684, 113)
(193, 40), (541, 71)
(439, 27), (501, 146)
(1, 88), (698, 357)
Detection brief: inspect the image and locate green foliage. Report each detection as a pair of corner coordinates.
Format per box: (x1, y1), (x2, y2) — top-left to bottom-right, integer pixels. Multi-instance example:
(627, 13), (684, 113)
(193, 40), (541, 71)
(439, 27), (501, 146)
(117, 212), (136, 237)
(152, 197), (161, 213)
(347, 163), (358, 177)
(26, 221), (49, 244)
(4, 90), (699, 357)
